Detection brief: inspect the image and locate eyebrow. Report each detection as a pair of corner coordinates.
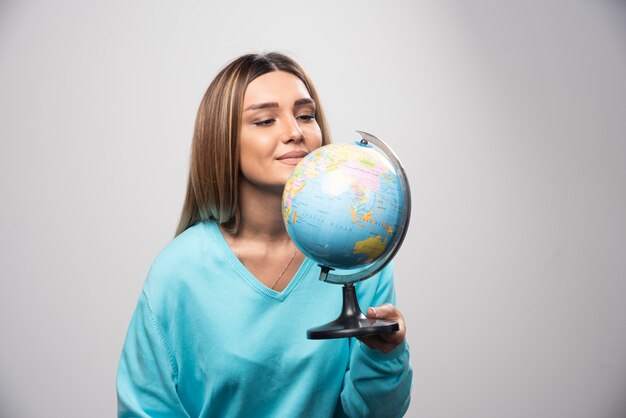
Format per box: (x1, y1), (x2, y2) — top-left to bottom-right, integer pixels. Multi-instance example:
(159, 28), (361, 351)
(243, 98), (316, 112)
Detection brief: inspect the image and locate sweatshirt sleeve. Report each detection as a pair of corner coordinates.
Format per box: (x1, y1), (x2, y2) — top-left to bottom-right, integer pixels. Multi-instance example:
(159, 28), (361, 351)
(339, 267), (413, 418)
(116, 291), (190, 418)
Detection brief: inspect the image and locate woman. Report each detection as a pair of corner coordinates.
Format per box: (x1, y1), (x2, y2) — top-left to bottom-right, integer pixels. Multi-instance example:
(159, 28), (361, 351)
(117, 52), (412, 417)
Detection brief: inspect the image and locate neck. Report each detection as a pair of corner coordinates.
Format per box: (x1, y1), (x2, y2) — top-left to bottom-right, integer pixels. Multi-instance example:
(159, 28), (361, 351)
(236, 178), (289, 243)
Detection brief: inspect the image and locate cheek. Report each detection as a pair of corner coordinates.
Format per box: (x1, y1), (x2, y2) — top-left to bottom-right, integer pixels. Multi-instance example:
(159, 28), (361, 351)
(313, 130), (323, 147)
(304, 124), (323, 146)
(238, 132), (273, 172)
(238, 148), (261, 180)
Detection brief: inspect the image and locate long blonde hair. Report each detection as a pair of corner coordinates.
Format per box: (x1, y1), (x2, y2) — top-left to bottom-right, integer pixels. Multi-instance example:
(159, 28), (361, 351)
(175, 52), (332, 237)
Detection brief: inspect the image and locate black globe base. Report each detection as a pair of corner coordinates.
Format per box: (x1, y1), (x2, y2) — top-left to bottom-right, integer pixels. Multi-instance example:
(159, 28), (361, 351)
(307, 283), (399, 339)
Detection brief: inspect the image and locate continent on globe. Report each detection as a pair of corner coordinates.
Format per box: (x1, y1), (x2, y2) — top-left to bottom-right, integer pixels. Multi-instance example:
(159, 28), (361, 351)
(353, 235), (387, 262)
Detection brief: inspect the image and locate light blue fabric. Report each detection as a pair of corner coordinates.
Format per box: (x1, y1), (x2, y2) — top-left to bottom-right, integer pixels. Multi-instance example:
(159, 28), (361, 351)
(117, 221), (412, 417)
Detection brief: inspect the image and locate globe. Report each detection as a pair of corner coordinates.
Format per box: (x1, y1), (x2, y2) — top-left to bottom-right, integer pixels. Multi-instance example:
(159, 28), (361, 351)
(281, 131), (411, 339)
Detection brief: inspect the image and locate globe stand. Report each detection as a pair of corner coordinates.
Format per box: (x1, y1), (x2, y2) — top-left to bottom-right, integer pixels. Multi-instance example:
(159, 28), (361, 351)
(306, 267), (400, 339)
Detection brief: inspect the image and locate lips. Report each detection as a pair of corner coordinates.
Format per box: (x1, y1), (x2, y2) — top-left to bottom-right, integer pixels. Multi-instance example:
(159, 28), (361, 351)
(277, 150), (309, 165)
(277, 150), (309, 160)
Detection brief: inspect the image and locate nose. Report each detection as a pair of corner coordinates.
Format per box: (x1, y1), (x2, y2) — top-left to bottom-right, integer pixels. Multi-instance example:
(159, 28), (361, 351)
(282, 115), (304, 143)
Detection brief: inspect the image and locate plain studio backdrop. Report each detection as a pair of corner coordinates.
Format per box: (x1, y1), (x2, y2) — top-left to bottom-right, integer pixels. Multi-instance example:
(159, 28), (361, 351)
(1, 1), (626, 417)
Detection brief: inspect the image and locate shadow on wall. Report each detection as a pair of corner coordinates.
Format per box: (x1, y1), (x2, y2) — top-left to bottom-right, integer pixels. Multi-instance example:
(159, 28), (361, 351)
(0, 0), (17, 23)
(0, 391), (24, 418)
(0, 0), (20, 50)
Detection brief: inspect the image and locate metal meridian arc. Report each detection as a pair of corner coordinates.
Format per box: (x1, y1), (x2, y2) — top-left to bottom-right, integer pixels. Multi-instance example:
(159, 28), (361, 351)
(322, 130), (412, 285)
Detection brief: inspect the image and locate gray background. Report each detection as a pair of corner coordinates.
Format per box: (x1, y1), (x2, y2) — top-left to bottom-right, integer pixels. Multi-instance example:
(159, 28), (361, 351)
(1, 1), (625, 417)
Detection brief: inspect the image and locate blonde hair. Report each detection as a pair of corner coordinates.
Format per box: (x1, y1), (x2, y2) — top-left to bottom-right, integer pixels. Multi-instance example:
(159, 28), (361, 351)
(175, 52), (332, 236)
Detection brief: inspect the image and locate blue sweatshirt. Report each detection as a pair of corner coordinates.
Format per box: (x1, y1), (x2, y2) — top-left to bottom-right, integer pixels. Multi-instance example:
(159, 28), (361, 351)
(117, 221), (412, 417)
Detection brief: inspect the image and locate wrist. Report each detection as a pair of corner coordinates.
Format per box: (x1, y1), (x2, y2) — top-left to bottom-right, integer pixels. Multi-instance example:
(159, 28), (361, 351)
(359, 338), (408, 361)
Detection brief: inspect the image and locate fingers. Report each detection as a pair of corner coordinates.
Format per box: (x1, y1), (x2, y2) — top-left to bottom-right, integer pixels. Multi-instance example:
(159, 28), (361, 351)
(367, 303), (398, 320)
(359, 303), (407, 351)
(357, 334), (398, 353)
(357, 335), (376, 349)
(367, 304), (404, 328)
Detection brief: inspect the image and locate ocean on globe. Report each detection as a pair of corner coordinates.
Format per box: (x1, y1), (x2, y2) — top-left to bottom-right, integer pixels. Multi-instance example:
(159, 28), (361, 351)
(282, 142), (404, 270)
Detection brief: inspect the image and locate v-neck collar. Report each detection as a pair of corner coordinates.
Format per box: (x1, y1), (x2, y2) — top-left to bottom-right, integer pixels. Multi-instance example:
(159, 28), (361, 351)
(206, 221), (313, 301)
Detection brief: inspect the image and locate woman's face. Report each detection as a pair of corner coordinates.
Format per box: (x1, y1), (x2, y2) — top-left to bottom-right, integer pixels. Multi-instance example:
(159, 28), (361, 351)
(239, 70), (323, 191)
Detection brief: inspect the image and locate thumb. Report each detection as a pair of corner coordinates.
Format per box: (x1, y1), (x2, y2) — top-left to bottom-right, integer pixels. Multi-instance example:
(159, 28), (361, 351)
(366, 304), (397, 320)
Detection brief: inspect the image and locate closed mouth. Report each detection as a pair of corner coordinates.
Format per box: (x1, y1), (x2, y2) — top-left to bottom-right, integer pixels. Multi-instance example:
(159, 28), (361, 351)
(277, 150), (309, 160)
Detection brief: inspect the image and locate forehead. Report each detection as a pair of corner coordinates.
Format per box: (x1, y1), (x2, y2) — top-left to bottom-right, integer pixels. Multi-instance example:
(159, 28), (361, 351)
(243, 71), (311, 107)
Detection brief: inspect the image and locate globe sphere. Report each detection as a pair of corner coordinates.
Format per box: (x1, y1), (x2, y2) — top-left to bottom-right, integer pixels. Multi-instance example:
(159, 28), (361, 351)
(282, 142), (405, 270)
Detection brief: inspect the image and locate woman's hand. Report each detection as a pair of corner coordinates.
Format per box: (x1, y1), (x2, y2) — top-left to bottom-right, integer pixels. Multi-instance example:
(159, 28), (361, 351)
(357, 304), (406, 353)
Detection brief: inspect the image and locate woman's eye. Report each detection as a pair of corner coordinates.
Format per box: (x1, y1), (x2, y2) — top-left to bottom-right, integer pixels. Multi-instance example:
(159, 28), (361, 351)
(254, 119), (275, 126)
(297, 114), (315, 121)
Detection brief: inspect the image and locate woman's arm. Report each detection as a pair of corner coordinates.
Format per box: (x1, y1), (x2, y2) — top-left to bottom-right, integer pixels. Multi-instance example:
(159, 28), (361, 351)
(338, 267), (413, 418)
(116, 291), (190, 418)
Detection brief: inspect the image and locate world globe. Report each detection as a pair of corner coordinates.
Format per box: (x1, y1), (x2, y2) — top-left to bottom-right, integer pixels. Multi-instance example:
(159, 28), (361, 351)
(281, 131), (411, 339)
(282, 132), (409, 280)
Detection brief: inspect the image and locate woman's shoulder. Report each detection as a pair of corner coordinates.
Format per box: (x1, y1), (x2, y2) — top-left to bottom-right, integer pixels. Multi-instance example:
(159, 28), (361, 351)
(159, 221), (212, 258)
(143, 221), (219, 291)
